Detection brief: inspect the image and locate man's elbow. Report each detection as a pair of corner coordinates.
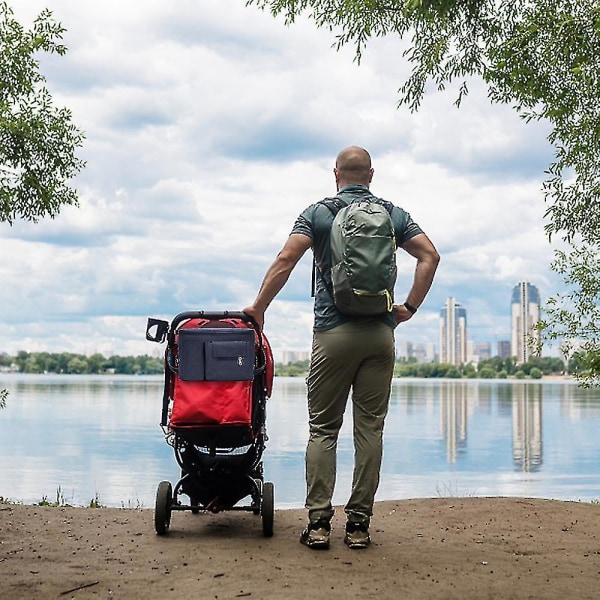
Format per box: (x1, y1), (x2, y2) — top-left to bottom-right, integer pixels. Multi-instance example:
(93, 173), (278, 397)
(421, 248), (440, 269)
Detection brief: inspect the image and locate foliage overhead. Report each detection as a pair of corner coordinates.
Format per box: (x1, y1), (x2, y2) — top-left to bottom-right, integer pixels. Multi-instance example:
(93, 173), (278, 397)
(247, 0), (600, 384)
(0, 2), (85, 224)
(247, 0), (599, 244)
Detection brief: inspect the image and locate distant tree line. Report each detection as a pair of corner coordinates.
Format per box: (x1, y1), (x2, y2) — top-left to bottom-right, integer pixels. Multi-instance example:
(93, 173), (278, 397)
(1, 351), (580, 381)
(276, 355), (576, 380)
(393, 356), (567, 380)
(274, 359), (311, 378)
(0, 351), (163, 375)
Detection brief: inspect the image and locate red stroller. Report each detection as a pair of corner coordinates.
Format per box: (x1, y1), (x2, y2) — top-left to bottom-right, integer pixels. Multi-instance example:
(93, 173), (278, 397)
(145, 311), (275, 536)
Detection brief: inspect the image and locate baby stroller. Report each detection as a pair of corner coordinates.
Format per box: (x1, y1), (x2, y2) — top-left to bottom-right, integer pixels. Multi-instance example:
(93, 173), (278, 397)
(145, 310), (275, 536)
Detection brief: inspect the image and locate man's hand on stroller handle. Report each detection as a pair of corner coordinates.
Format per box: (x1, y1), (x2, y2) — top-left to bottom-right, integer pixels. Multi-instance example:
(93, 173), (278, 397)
(242, 306), (264, 330)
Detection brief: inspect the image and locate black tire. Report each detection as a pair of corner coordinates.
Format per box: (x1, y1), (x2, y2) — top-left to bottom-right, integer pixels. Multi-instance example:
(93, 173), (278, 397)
(190, 496), (200, 515)
(155, 481), (172, 535)
(261, 481), (274, 537)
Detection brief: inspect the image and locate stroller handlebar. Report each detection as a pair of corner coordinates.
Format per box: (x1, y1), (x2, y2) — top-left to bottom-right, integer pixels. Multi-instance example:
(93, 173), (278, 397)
(146, 311), (260, 344)
(170, 310), (257, 331)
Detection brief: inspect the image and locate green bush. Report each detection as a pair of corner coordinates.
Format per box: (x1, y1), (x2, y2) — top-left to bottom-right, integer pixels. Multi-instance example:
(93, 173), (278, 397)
(444, 366), (461, 378)
(529, 367), (543, 379)
(478, 366), (496, 379)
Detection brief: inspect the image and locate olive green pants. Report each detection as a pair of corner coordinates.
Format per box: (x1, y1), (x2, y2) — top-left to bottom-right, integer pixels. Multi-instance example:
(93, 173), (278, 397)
(305, 320), (395, 526)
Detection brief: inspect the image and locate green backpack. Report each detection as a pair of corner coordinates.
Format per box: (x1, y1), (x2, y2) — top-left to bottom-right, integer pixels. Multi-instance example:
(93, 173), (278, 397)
(321, 197), (397, 316)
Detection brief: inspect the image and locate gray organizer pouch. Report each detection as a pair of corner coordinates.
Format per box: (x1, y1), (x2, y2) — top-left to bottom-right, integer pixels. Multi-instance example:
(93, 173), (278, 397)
(178, 328), (255, 382)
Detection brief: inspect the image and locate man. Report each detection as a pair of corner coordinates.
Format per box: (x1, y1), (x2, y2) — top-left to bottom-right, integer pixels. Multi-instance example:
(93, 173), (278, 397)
(243, 146), (439, 549)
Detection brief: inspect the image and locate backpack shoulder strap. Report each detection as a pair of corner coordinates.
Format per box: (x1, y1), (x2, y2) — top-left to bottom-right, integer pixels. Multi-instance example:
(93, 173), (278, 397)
(311, 197), (346, 298)
(372, 198), (394, 217)
(323, 195), (393, 217)
(319, 196), (346, 217)
(376, 199), (397, 247)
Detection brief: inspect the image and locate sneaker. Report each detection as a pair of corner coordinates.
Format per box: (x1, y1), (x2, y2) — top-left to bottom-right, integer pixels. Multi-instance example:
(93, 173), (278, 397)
(344, 521), (371, 549)
(300, 518), (331, 550)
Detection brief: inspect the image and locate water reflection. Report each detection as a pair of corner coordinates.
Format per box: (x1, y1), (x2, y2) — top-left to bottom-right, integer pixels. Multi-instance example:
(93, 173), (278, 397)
(0, 374), (599, 508)
(428, 381), (544, 472)
(439, 381), (468, 464)
(512, 384), (543, 472)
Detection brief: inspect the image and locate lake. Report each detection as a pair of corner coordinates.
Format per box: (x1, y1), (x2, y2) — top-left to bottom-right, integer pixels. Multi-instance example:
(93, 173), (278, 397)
(0, 374), (599, 508)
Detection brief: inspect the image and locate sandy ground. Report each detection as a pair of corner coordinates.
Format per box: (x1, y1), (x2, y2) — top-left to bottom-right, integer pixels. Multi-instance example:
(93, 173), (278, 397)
(1, 497), (599, 599)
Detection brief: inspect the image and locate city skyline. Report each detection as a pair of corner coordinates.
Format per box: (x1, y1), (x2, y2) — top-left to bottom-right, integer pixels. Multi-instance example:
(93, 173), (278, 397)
(400, 280), (545, 364)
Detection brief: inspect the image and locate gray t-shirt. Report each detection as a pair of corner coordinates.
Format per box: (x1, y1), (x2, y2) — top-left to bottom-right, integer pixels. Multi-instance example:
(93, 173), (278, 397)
(291, 184), (424, 331)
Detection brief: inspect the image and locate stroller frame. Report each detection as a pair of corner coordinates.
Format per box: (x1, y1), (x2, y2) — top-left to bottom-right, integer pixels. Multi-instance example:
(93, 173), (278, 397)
(146, 310), (274, 537)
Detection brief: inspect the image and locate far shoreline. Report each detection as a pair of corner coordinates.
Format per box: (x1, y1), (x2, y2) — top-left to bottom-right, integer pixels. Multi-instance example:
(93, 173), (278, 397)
(0, 371), (576, 381)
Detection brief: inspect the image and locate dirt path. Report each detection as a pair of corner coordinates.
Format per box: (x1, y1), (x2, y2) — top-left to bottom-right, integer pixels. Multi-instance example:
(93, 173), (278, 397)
(1, 497), (599, 599)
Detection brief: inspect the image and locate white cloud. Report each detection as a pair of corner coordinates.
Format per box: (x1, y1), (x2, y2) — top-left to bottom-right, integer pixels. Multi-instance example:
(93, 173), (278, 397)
(0, 0), (563, 358)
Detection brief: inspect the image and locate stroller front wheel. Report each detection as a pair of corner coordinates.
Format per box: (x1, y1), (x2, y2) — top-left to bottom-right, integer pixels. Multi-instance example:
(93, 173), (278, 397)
(155, 481), (173, 535)
(261, 481), (274, 537)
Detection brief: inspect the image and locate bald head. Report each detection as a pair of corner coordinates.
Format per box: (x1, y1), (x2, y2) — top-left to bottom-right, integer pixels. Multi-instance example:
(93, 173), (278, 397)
(334, 146), (373, 189)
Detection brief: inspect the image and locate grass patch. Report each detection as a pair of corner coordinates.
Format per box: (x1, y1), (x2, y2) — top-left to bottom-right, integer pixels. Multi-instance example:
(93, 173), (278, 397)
(435, 481), (477, 498)
(36, 487), (106, 508)
(1, 487), (144, 509)
(37, 486), (73, 507)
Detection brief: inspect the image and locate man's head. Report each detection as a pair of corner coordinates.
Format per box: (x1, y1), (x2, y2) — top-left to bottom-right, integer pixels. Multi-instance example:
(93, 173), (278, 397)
(334, 146), (374, 190)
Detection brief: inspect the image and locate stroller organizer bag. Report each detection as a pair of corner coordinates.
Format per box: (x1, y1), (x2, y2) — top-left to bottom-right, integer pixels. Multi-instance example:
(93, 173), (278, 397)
(146, 310), (275, 537)
(178, 327), (255, 381)
(172, 327), (256, 430)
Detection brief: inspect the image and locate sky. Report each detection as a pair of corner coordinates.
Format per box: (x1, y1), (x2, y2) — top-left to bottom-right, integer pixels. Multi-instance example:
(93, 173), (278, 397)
(1, 0), (564, 361)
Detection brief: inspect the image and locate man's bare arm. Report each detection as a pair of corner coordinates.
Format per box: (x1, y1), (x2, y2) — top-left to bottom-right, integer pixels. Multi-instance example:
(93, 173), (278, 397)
(394, 233), (440, 323)
(243, 233), (313, 329)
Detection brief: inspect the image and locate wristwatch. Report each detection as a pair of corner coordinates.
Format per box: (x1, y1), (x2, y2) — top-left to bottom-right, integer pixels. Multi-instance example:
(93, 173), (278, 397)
(403, 302), (417, 314)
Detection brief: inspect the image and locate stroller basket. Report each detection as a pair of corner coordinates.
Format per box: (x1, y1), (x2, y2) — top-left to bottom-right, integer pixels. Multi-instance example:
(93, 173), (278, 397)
(146, 310), (275, 537)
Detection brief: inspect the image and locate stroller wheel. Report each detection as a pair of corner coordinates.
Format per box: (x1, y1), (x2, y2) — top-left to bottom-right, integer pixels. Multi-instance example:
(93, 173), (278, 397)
(155, 481), (173, 535)
(261, 481), (274, 537)
(190, 496), (201, 514)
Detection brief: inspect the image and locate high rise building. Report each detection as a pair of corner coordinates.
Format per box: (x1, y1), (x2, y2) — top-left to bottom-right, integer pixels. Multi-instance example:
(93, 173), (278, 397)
(465, 341), (491, 365)
(426, 342), (437, 363)
(397, 341), (436, 363)
(511, 281), (541, 364)
(439, 297), (467, 366)
(497, 340), (511, 359)
(281, 350), (310, 365)
(474, 342), (492, 361)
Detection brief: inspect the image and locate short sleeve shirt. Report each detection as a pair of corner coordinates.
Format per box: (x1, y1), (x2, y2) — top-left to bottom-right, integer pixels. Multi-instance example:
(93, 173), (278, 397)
(291, 184), (424, 331)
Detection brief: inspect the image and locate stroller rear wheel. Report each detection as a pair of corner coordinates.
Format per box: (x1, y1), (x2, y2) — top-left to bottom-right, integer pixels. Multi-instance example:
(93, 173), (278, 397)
(190, 496), (201, 514)
(261, 481), (274, 537)
(155, 481), (173, 535)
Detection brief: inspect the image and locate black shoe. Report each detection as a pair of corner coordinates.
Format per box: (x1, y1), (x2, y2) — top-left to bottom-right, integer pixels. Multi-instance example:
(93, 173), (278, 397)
(300, 518), (331, 550)
(344, 521), (370, 549)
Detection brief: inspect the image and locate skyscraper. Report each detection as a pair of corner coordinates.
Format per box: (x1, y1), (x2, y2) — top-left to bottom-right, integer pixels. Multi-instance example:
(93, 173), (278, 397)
(497, 340), (511, 359)
(511, 281), (541, 364)
(439, 297), (467, 365)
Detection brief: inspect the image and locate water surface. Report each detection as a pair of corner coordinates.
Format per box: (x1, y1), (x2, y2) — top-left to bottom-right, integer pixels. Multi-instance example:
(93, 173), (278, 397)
(0, 374), (598, 508)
